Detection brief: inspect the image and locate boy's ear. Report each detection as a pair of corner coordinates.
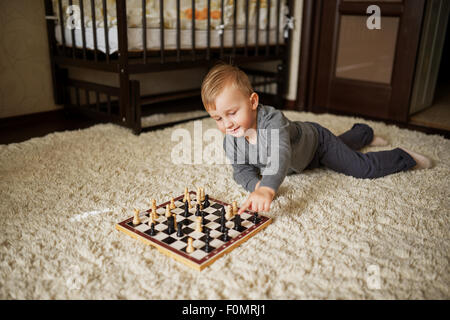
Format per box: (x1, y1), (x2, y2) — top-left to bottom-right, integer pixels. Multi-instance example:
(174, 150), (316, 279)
(250, 92), (259, 110)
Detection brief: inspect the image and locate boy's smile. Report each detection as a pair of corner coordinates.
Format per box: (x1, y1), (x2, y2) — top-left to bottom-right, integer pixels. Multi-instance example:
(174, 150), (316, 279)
(208, 83), (259, 143)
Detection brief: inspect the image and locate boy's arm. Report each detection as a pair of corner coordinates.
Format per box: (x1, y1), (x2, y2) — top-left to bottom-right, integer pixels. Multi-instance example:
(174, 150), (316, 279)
(231, 163), (261, 193)
(257, 114), (292, 193)
(238, 112), (292, 214)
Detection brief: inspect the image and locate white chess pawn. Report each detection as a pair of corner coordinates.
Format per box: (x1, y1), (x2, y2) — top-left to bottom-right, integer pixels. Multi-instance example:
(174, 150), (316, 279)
(232, 201), (238, 216)
(133, 209), (141, 225)
(200, 187), (205, 202)
(148, 214), (155, 226)
(186, 237), (195, 253)
(225, 205), (233, 221)
(196, 216), (203, 233)
(170, 197), (176, 210)
(165, 204), (172, 218)
(197, 187), (201, 201)
(151, 199), (158, 219)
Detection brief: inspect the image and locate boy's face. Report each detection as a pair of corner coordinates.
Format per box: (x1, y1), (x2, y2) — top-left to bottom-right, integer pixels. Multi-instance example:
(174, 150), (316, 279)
(208, 83), (259, 138)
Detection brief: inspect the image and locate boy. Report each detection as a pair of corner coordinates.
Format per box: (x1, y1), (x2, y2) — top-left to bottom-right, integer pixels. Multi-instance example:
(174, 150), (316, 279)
(201, 63), (432, 214)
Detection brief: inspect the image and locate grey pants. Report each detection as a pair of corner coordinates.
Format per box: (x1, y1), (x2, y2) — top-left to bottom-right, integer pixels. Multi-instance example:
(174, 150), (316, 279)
(306, 122), (416, 178)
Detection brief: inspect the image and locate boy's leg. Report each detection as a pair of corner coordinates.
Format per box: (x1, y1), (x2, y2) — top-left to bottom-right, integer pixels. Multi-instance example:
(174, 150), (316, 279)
(310, 123), (416, 178)
(338, 123), (374, 150)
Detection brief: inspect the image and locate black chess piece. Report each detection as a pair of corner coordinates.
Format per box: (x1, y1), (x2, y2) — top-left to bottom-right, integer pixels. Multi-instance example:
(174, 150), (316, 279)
(149, 223), (156, 236)
(184, 201), (189, 217)
(167, 216), (174, 234)
(220, 206), (225, 218)
(195, 204), (201, 216)
(201, 211), (207, 225)
(176, 222), (184, 237)
(234, 214), (242, 231)
(204, 236), (212, 253)
(203, 194), (210, 208)
(253, 212), (260, 224)
(204, 228), (211, 241)
(220, 215), (227, 232)
(222, 227), (230, 242)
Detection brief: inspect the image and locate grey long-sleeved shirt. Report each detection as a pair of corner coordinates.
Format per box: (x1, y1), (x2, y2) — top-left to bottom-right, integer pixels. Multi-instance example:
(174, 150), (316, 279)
(223, 104), (319, 192)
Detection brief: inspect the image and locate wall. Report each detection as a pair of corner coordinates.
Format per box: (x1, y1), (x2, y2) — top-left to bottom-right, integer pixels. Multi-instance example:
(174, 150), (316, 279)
(0, 0), (59, 118)
(0, 0), (303, 119)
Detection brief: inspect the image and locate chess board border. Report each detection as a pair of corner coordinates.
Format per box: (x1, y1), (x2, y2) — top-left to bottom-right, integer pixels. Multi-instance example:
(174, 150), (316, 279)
(115, 192), (272, 271)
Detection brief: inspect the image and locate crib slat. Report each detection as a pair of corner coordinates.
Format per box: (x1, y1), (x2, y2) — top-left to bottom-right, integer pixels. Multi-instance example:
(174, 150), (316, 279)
(276, 0), (281, 56)
(102, 0), (110, 63)
(191, 0), (196, 61)
(244, 0), (249, 56)
(57, 0), (66, 56)
(68, 0), (76, 58)
(142, 0), (147, 64)
(232, 0), (237, 57)
(176, 0), (181, 62)
(266, 0), (271, 56)
(220, 0), (224, 58)
(207, 0), (211, 60)
(79, 0), (87, 59)
(255, 0), (260, 56)
(91, 0), (98, 61)
(159, 0), (165, 63)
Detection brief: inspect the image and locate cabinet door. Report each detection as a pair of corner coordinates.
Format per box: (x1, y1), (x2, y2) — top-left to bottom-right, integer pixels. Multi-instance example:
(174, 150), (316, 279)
(312, 0), (425, 122)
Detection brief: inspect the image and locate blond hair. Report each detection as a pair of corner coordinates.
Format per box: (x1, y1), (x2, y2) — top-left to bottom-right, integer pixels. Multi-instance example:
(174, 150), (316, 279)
(201, 63), (253, 111)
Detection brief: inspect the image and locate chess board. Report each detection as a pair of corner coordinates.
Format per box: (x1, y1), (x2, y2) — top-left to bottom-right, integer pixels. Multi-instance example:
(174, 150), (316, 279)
(115, 192), (272, 271)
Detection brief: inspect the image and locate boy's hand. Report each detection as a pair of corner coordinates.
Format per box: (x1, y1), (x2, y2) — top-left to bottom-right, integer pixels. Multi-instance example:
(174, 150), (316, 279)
(238, 186), (275, 214)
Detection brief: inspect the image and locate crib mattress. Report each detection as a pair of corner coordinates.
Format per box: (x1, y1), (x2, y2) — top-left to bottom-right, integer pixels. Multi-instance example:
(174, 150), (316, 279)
(54, 25), (285, 53)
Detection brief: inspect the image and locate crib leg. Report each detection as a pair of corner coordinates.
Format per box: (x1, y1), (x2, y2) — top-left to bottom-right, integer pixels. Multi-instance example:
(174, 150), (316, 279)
(130, 80), (142, 135)
(276, 63), (287, 109)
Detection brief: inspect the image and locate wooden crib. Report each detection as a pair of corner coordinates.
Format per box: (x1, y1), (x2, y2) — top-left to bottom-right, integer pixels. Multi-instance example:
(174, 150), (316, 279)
(44, 0), (294, 134)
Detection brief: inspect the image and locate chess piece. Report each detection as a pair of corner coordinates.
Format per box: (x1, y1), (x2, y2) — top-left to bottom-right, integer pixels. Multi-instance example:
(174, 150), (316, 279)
(203, 194), (210, 209)
(200, 188), (205, 201)
(165, 204), (172, 218)
(173, 214), (177, 230)
(222, 227), (230, 242)
(232, 201), (238, 216)
(187, 195), (192, 209)
(234, 213), (242, 231)
(186, 237), (195, 253)
(132, 209), (141, 225)
(183, 187), (189, 202)
(225, 205), (233, 221)
(253, 212), (260, 224)
(167, 216), (174, 234)
(197, 187), (201, 201)
(151, 199), (157, 217)
(220, 214), (227, 232)
(149, 223), (156, 236)
(204, 233), (212, 253)
(184, 201), (189, 217)
(148, 213), (155, 226)
(195, 204), (201, 216)
(170, 197), (176, 209)
(196, 216), (203, 233)
(176, 222), (184, 237)
(201, 211), (207, 225)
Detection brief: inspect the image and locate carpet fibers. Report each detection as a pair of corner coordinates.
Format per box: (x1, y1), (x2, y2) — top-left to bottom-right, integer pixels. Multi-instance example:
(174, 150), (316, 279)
(0, 111), (449, 299)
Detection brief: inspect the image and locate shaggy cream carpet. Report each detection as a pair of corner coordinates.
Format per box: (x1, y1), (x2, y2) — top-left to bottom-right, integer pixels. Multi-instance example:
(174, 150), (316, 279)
(0, 110), (449, 299)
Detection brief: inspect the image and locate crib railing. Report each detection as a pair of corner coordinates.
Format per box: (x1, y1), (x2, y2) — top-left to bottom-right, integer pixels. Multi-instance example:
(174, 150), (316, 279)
(44, 0), (292, 68)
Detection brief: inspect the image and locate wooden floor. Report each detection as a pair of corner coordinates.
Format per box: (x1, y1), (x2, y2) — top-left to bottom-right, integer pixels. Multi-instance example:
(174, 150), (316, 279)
(409, 82), (450, 131)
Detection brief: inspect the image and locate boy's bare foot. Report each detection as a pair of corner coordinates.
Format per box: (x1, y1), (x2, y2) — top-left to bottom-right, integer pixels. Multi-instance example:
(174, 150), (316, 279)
(369, 135), (389, 147)
(400, 148), (433, 169)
